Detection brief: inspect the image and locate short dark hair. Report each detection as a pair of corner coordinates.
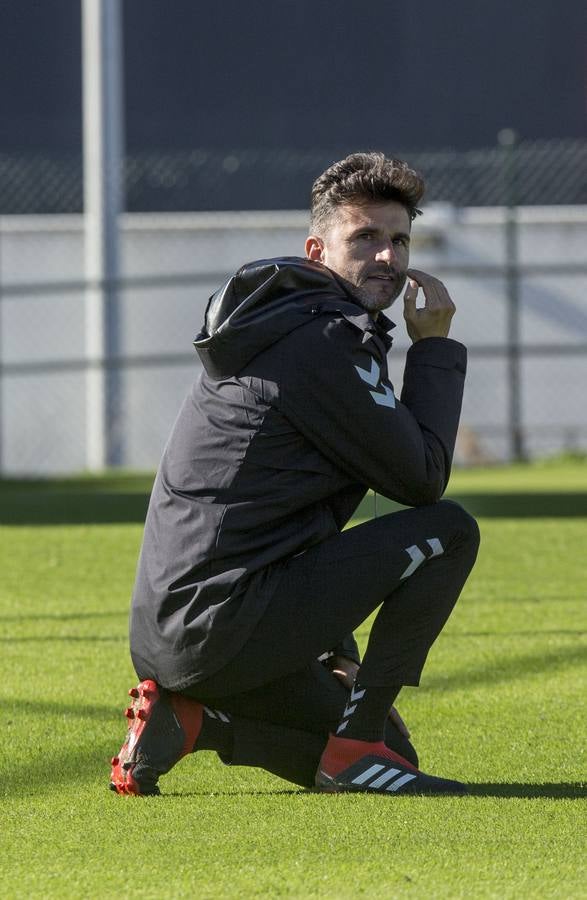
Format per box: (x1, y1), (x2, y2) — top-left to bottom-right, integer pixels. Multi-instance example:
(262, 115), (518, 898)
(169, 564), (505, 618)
(310, 151), (425, 235)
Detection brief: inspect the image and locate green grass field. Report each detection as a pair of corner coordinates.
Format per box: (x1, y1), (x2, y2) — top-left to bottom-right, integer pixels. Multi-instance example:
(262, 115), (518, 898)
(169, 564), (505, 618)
(1, 462), (586, 898)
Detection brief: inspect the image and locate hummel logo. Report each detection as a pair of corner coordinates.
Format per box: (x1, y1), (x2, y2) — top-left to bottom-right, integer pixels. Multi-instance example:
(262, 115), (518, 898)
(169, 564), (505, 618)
(354, 358), (396, 409)
(350, 684), (366, 702)
(351, 763), (418, 792)
(354, 357), (379, 387)
(336, 683), (366, 734)
(400, 538), (444, 580)
(204, 707), (230, 723)
(370, 385), (396, 408)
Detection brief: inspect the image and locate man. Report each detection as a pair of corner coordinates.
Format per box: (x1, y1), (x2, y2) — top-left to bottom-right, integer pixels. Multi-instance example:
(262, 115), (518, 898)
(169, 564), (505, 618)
(110, 152), (479, 797)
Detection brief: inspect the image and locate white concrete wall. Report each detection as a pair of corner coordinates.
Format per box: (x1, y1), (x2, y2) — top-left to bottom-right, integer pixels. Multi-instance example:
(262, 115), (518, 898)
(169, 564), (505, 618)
(1, 206), (586, 474)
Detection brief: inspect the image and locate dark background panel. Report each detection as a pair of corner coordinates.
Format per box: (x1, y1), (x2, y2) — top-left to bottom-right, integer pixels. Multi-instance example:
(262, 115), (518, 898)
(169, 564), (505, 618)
(1, 0), (585, 156)
(0, 0), (82, 152)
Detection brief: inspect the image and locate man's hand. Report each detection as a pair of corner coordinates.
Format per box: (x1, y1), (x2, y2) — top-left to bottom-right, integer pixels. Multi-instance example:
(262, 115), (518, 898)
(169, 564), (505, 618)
(328, 655), (411, 739)
(329, 654), (359, 689)
(403, 268), (456, 343)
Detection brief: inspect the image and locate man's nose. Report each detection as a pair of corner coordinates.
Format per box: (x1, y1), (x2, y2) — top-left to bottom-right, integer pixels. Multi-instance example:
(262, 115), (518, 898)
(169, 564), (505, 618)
(375, 241), (396, 264)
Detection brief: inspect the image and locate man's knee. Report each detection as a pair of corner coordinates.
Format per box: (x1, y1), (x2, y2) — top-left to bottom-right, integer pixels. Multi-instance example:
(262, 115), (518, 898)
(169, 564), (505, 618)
(436, 498), (480, 554)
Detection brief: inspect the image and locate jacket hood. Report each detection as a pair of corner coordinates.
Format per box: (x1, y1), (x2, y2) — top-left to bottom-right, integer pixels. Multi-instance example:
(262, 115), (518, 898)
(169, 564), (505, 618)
(194, 256), (391, 379)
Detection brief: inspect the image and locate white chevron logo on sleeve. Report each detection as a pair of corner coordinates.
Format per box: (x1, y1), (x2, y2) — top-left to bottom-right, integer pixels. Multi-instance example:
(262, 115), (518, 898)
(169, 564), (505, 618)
(354, 358), (396, 409)
(354, 358), (380, 387)
(370, 385), (396, 408)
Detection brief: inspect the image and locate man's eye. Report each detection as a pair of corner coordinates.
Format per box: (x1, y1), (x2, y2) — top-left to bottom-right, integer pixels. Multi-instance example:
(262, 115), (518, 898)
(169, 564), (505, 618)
(358, 232), (374, 240)
(393, 237), (408, 247)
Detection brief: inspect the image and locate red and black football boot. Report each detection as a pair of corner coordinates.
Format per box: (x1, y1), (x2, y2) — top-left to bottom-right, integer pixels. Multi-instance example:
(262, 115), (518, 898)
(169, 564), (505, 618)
(315, 734), (467, 795)
(109, 680), (204, 796)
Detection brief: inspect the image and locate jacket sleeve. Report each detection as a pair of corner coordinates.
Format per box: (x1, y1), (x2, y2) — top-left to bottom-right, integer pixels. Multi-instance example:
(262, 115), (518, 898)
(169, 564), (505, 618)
(324, 483), (368, 531)
(319, 633), (361, 667)
(279, 316), (467, 507)
(331, 633), (361, 665)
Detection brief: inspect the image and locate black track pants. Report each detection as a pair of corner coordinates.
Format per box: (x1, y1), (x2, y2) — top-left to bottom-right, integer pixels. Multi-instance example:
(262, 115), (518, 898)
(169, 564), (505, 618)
(181, 500), (480, 787)
(196, 660), (419, 787)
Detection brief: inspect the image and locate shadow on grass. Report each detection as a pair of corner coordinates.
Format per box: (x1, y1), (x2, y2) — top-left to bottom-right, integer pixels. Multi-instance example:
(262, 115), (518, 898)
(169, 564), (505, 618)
(449, 492), (587, 518)
(424, 642), (586, 693)
(3, 701), (585, 803)
(1, 740), (117, 800)
(355, 492), (587, 520)
(2, 479), (587, 524)
(2, 699), (141, 800)
(0, 491), (151, 525)
(170, 784), (587, 800)
(445, 628), (584, 637)
(467, 782), (586, 800)
(162, 789), (306, 798)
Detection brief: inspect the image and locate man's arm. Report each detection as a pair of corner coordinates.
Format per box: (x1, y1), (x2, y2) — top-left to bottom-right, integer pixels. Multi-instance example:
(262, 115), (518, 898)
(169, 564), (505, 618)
(278, 269), (465, 506)
(279, 317), (466, 506)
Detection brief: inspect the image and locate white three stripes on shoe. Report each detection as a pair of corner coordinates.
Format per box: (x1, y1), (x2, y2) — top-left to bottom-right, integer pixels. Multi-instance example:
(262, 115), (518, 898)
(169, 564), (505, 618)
(370, 767), (402, 788)
(351, 763), (418, 791)
(387, 772), (419, 792)
(351, 763), (385, 784)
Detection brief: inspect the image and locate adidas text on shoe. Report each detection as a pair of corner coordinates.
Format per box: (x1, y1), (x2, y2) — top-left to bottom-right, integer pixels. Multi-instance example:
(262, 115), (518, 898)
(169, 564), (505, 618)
(315, 735), (467, 796)
(109, 680), (203, 796)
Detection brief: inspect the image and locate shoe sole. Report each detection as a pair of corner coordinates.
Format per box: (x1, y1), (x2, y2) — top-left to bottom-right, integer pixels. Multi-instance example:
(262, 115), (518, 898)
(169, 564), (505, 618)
(110, 680), (161, 796)
(314, 779), (468, 796)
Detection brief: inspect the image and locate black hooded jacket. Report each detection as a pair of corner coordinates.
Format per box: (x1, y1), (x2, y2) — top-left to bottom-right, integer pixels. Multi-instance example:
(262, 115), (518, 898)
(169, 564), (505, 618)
(130, 257), (467, 691)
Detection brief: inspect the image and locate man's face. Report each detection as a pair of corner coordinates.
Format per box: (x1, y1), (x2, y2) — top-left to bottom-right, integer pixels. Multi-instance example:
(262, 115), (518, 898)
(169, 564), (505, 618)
(305, 201), (411, 313)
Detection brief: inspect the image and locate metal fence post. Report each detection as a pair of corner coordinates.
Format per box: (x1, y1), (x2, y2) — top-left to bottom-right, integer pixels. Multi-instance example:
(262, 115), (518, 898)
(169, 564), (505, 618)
(82, 0), (124, 470)
(499, 128), (526, 462)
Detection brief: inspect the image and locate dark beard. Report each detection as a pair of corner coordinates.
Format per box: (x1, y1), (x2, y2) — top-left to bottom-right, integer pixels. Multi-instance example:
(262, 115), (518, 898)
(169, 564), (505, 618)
(352, 272), (407, 313)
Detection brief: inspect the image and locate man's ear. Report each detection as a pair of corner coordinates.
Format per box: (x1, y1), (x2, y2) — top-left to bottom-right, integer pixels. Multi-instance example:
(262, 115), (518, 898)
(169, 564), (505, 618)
(305, 235), (324, 262)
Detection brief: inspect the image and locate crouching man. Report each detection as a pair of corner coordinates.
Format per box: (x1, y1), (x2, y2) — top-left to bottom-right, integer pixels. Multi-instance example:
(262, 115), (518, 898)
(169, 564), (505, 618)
(110, 152), (479, 796)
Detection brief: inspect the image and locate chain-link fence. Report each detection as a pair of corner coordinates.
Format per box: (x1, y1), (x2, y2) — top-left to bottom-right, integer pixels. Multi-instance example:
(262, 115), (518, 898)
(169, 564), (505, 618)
(2, 138), (586, 214)
(1, 138), (586, 475)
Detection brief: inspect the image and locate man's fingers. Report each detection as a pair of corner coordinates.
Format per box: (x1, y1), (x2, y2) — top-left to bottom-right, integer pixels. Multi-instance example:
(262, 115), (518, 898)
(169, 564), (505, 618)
(403, 278), (419, 314)
(331, 668), (355, 690)
(404, 268), (455, 341)
(406, 268), (430, 288)
(425, 281), (443, 309)
(407, 268), (452, 310)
